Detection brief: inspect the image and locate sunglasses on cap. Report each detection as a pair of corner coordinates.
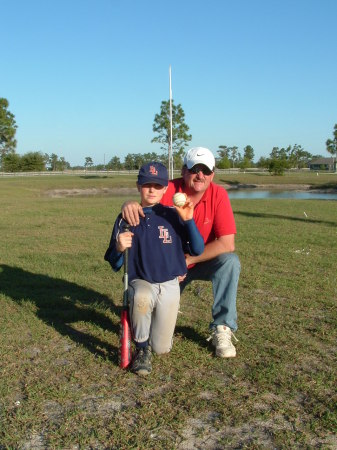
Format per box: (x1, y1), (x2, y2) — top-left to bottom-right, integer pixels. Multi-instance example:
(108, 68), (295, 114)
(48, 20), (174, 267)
(187, 164), (213, 176)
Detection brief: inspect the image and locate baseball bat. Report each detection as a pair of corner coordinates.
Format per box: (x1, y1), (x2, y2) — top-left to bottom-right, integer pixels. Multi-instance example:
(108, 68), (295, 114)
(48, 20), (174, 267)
(119, 224), (132, 369)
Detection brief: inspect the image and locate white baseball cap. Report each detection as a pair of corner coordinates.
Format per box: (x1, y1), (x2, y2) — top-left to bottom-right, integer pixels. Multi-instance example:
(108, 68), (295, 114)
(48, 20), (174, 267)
(184, 147), (215, 171)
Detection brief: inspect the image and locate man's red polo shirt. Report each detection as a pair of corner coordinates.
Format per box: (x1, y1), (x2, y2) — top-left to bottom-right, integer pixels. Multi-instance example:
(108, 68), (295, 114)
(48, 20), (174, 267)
(161, 178), (236, 244)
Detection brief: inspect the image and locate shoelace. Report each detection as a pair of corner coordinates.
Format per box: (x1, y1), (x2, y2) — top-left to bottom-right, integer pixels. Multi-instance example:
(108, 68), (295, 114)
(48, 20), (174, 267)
(206, 328), (239, 344)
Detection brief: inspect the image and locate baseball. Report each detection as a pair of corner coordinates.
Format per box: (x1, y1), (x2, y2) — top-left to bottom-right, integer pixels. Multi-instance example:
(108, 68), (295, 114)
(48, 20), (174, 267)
(173, 192), (187, 207)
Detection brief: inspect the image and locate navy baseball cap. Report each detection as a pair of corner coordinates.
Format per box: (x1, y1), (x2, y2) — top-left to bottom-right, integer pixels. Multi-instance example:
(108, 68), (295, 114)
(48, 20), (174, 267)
(137, 162), (168, 186)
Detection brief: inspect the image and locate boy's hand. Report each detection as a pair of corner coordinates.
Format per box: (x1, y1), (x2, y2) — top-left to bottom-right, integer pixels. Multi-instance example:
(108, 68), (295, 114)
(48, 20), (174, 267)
(116, 231), (134, 252)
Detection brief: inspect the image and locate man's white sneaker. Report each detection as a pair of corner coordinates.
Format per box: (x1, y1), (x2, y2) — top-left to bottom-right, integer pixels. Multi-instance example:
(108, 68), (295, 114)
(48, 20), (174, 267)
(208, 325), (238, 358)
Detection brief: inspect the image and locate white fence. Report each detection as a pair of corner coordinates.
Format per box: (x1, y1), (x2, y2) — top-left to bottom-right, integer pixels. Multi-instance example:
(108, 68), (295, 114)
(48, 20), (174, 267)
(0, 170), (139, 177)
(0, 168), (265, 178)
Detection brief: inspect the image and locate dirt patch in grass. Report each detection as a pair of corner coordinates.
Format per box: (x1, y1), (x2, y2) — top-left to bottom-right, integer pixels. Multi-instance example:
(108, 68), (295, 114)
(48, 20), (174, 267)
(45, 187), (138, 197)
(224, 183), (312, 191)
(45, 183), (337, 198)
(224, 183), (337, 192)
(176, 403), (336, 450)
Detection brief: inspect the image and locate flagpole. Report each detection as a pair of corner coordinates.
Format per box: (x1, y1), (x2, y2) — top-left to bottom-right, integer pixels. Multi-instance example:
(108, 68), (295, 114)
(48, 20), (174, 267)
(169, 65), (173, 179)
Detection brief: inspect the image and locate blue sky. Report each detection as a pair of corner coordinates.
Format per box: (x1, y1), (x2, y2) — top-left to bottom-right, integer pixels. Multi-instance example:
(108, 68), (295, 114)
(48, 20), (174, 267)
(2, 0), (336, 166)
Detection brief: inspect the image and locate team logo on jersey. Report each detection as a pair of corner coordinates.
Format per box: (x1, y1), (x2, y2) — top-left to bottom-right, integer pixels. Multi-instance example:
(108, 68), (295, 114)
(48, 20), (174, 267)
(158, 226), (172, 243)
(149, 165), (158, 176)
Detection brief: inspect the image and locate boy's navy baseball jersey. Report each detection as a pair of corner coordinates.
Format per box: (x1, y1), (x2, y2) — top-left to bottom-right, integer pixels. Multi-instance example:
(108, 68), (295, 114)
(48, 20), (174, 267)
(104, 204), (203, 283)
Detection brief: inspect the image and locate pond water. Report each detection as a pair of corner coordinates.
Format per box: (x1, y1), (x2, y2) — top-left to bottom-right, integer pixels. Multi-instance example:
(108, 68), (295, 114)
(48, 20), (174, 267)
(227, 190), (337, 200)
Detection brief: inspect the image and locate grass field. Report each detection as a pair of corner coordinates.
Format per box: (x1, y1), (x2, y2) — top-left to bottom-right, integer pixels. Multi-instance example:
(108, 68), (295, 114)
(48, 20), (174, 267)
(0, 174), (336, 449)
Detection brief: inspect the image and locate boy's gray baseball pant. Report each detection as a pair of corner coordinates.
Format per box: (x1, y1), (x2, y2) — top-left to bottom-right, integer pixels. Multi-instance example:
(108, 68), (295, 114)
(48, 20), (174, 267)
(128, 278), (180, 354)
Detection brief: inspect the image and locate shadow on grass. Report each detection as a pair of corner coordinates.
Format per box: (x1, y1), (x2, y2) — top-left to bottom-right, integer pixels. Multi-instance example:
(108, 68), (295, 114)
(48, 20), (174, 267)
(309, 182), (337, 191)
(175, 325), (209, 349)
(0, 264), (121, 364)
(235, 211), (337, 227)
(0, 265), (210, 360)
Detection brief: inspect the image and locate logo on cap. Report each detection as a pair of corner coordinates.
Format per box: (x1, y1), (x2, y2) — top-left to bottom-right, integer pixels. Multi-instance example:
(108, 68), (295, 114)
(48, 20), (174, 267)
(149, 165), (158, 176)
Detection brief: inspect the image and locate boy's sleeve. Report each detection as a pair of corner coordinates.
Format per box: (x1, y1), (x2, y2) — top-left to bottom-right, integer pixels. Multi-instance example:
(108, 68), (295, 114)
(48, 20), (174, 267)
(183, 219), (204, 256)
(104, 214), (125, 272)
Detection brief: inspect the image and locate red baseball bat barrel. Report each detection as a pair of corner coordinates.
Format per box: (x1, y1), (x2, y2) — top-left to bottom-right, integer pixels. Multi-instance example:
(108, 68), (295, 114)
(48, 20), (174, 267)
(119, 308), (132, 368)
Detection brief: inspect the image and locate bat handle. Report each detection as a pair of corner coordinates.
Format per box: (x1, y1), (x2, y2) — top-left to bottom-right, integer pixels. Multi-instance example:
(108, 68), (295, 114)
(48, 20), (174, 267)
(123, 223), (130, 307)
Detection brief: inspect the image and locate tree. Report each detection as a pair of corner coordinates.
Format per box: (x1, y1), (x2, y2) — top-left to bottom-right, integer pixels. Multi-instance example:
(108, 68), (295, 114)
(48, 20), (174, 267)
(173, 151), (184, 169)
(47, 153), (70, 171)
(256, 156), (269, 169)
(243, 145), (255, 164)
(124, 154), (135, 170)
(218, 145), (230, 159)
(288, 144), (312, 169)
(152, 100), (192, 164)
(229, 146), (239, 168)
(21, 152), (46, 171)
(217, 146), (231, 169)
(217, 156), (231, 169)
(311, 154), (324, 160)
(1, 152), (21, 172)
(142, 152), (162, 164)
(270, 146), (291, 161)
(124, 154), (137, 170)
(268, 158), (288, 175)
(58, 157), (70, 171)
(239, 157), (251, 170)
(326, 123), (337, 171)
(107, 156), (122, 170)
(134, 154), (144, 170)
(49, 153), (59, 171)
(268, 146), (291, 175)
(218, 145), (240, 168)
(84, 157), (93, 170)
(43, 153), (50, 168)
(0, 98), (17, 162)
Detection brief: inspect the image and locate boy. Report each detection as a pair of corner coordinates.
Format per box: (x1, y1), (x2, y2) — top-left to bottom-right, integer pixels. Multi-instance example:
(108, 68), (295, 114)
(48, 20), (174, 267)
(104, 162), (204, 376)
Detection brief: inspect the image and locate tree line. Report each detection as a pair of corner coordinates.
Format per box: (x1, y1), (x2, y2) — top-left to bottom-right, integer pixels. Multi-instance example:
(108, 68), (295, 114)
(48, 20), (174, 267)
(1, 97), (336, 174)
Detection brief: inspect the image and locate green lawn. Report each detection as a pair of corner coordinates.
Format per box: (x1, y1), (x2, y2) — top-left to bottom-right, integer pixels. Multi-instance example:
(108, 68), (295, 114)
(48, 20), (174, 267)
(0, 175), (336, 448)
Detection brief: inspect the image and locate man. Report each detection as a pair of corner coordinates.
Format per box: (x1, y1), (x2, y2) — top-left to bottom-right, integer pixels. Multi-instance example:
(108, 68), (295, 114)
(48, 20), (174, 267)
(122, 147), (240, 358)
(105, 162), (204, 375)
